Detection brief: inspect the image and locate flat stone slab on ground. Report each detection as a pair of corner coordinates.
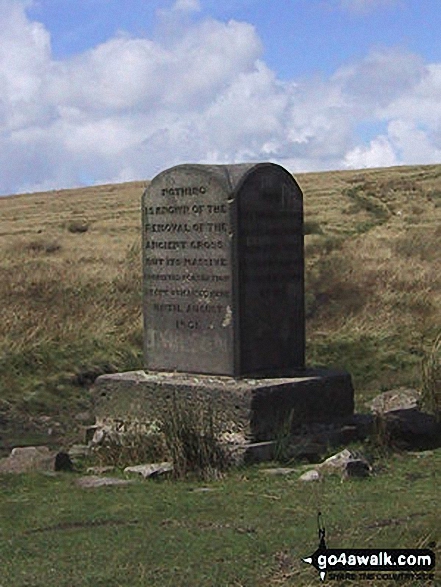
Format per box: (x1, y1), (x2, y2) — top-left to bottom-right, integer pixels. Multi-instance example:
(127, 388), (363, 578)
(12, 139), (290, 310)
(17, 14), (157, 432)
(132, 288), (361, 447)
(76, 475), (133, 488)
(0, 446), (55, 474)
(124, 462), (173, 478)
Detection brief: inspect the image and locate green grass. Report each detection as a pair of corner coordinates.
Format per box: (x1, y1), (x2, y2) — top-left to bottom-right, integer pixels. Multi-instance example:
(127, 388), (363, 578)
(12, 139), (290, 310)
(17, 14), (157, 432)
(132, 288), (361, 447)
(0, 450), (439, 587)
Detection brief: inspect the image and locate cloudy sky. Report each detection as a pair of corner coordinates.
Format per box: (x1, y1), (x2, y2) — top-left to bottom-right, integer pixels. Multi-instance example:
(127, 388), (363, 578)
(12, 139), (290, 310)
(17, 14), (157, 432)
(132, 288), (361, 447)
(1, 0), (441, 195)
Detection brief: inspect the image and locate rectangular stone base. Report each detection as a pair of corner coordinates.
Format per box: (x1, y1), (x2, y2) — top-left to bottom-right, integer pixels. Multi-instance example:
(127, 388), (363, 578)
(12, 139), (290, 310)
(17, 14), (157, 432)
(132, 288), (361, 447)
(92, 369), (354, 442)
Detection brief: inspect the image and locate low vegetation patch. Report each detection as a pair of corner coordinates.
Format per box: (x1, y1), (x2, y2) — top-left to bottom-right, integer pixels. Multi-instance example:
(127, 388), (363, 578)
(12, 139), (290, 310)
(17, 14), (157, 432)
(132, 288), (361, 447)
(66, 219), (90, 233)
(160, 394), (229, 480)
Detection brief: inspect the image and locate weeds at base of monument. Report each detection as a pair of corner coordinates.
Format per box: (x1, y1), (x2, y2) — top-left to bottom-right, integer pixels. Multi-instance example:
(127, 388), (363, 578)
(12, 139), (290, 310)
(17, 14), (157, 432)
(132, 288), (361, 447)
(273, 409), (297, 463)
(91, 420), (167, 468)
(160, 391), (229, 480)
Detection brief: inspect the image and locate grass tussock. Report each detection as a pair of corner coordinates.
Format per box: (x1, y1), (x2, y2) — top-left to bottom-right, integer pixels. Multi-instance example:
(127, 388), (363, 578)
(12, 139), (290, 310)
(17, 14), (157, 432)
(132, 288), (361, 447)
(160, 393), (229, 480)
(91, 420), (167, 468)
(66, 218), (90, 233)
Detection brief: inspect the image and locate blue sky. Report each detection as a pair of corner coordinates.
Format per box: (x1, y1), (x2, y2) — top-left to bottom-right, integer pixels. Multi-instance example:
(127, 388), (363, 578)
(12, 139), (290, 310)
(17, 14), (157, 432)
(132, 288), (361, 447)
(1, 0), (441, 195)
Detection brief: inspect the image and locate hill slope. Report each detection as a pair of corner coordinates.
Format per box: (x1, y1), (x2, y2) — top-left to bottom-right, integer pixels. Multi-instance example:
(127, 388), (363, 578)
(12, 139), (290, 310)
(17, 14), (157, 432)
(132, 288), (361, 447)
(0, 164), (440, 448)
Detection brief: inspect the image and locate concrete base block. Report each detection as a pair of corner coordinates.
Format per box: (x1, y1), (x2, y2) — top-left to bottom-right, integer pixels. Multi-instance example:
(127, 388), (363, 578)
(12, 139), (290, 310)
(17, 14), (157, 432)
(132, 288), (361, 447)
(92, 369), (354, 442)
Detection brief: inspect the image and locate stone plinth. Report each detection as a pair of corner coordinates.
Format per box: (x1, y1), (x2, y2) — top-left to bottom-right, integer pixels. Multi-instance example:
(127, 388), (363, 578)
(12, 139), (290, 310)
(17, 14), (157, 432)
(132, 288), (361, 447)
(92, 369), (354, 442)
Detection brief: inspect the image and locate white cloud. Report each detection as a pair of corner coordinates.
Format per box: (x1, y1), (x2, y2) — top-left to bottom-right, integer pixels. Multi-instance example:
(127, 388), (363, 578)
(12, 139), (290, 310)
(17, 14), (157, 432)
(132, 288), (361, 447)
(0, 0), (441, 195)
(344, 135), (398, 168)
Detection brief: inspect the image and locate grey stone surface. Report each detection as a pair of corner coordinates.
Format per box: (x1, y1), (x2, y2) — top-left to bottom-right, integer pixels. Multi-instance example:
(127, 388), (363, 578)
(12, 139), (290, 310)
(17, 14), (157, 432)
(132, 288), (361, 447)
(382, 408), (440, 449)
(124, 462), (173, 478)
(369, 389), (441, 449)
(318, 448), (371, 478)
(0, 446), (55, 473)
(76, 475), (133, 488)
(299, 469), (321, 482)
(368, 388), (420, 413)
(142, 162), (304, 376)
(92, 369), (354, 442)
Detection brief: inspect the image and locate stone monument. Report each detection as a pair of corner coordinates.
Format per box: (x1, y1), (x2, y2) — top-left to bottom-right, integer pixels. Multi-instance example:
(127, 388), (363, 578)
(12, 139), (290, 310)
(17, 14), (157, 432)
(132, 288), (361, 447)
(93, 163), (354, 442)
(142, 162), (304, 376)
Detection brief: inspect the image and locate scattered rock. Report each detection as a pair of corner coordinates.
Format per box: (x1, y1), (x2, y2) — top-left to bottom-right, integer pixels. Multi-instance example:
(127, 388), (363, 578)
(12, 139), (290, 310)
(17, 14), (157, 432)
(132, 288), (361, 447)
(76, 475), (133, 488)
(318, 448), (371, 479)
(369, 389), (441, 449)
(261, 467), (298, 476)
(0, 446), (79, 474)
(124, 462), (173, 479)
(91, 427), (105, 446)
(286, 440), (327, 462)
(368, 388), (419, 414)
(319, 448), (354, 473)
(299, 470), (321, 482)
(0, 446), (55, 473)
(382, 409), (440, 449)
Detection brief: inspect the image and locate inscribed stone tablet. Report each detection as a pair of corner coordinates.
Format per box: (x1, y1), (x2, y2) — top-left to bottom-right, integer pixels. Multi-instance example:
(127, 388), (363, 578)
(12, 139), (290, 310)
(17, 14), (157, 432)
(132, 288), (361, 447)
(142, 165), (235, 374)
(142, 162), (304, 376)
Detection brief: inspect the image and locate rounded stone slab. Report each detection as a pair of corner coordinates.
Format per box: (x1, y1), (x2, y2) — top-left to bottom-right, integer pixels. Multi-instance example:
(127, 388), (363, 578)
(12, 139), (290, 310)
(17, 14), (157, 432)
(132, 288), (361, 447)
(142, 162), (304, 377)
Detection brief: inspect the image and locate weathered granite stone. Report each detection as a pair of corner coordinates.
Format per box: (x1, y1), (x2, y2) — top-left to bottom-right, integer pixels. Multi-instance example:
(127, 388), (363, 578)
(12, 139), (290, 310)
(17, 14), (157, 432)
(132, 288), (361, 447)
(142, 163), (305, 376)
(382, 409), (440, 449)
(124, 462), (173, 478)
(369, 389), (441, 449)
(76, 475), (133, 488)
(0, 446), (77, 473)
(299, 469), (321, 482)
(0, 446), (55, 473)
(318, 448), (371, 478)
(368, 388), (420, 414)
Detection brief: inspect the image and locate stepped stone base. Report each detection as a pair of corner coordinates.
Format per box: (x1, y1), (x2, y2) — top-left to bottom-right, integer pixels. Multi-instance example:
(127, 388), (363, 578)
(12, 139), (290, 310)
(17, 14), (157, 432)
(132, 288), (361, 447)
(92, 369), (354, 442)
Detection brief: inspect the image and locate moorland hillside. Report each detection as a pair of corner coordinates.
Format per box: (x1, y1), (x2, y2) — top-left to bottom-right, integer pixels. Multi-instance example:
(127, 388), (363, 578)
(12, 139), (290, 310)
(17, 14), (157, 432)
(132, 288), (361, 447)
(0, 164), (440, 448)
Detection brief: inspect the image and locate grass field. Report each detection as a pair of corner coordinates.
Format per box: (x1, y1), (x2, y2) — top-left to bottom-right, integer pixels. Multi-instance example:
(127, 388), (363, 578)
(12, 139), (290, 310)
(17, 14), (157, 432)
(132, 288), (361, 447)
(0, 451), (439, 587)
(0, 163), (440, 585)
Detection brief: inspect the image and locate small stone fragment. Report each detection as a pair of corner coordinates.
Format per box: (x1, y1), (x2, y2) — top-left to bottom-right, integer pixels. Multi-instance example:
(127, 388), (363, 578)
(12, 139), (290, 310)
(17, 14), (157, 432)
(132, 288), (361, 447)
(299, 470), (321, 482)
(124, 462), (173, 479)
